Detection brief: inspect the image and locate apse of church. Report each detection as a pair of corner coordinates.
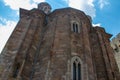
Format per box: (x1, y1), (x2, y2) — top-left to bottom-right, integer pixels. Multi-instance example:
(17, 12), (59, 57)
(0, 2), (120, 80)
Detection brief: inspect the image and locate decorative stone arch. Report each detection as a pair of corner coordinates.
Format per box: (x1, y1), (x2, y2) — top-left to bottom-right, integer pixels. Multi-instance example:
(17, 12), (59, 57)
(71, 21), (81, 33)
(71, 56), (83, 80)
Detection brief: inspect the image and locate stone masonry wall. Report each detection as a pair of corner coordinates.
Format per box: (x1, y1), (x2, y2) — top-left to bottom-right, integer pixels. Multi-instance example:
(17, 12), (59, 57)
(0, 5), (120, 80)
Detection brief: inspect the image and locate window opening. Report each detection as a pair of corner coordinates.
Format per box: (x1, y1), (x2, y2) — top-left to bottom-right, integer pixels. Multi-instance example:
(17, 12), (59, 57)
(73, 62), (76, 80)
(73, 23), (76, 32)
(78, 63), (81, 80)
(72, 22), (79, 33)
(72, 57), (82, 80)
(75, 24), (78, 33)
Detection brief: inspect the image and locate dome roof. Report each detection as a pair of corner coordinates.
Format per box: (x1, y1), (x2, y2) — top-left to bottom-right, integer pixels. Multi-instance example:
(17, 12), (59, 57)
(38, 2), (51, 14)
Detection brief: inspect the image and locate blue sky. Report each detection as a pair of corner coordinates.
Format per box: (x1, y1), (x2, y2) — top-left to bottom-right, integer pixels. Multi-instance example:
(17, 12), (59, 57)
(0, 0), (120, 53)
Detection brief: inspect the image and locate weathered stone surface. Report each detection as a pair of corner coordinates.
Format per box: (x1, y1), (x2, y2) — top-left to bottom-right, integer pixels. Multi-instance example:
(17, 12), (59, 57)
(111, 33), (120, 72)
(0, 2), (120, 80)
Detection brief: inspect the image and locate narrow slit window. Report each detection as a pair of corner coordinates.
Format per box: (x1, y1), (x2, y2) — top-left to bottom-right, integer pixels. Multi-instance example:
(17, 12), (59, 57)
(78, 63), (81, 80)
(75, 24), (78, 33)
(73, 23), (76, 32)
(73, 62), (76, 80)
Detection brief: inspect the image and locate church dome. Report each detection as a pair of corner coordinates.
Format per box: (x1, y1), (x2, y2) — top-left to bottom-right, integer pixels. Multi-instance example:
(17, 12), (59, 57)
(38, 2), (51, 14)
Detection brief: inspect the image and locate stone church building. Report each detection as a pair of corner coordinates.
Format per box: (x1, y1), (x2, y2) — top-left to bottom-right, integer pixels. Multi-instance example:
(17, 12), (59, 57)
(0, 2), (120, 80)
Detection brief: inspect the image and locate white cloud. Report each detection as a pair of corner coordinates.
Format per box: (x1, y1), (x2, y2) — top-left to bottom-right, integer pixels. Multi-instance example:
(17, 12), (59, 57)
(33, 0), (45, 3)
(65, 0), (96, 18)
(0, 17), (17, 53)
(63, 0), (110, 18)
(3, 0), (45, 10)
(3, 0), (45, 18)
(92, 23), (101, 27)
(98, 0), (110, 9)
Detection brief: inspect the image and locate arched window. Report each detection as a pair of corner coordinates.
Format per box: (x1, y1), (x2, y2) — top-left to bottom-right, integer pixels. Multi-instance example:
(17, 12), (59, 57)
(72, 56), (82, 80)
(73, 22), (78, 33)
(71, 21), (80, 33)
